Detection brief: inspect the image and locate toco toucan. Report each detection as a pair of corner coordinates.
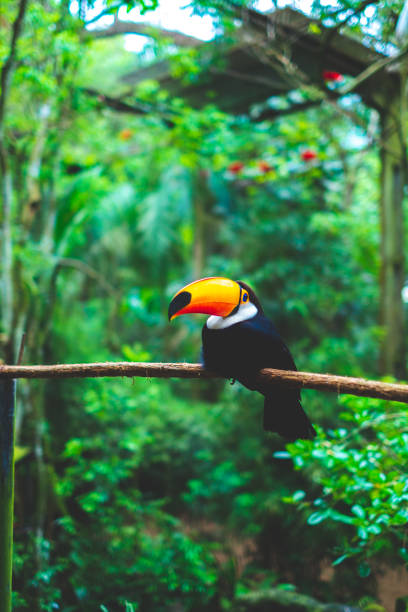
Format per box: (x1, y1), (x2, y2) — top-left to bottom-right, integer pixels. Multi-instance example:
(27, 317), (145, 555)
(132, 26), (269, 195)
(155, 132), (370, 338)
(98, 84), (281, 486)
(168, 277), (316, 441)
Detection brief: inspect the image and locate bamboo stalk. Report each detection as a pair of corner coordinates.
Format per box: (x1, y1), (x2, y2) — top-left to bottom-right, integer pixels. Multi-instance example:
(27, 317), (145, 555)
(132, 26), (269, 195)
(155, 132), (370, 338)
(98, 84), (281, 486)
(0, 362), (407, 403)
(0, 380), (16, 612)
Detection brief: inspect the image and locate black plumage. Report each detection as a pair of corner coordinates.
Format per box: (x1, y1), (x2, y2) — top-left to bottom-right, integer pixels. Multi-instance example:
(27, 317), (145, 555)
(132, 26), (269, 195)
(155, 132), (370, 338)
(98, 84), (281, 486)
(201, 282), (316, 441)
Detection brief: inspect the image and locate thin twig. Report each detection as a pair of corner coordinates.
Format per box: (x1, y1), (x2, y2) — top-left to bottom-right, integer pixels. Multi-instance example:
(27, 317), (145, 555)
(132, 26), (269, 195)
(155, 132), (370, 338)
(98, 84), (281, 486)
(337, 47), (408, 97)
(82, 88), (175, 127)
(57, 257), (117, 296)
(0, 362), (407, 404)
(327, 0), (380, 33)
(253, 99), (323, 122)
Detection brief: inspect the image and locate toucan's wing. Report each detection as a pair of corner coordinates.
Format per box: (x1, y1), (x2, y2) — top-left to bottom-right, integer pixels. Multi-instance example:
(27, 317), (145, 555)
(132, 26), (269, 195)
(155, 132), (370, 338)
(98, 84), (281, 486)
(235, 316), (316, 440)
(233, 314), (299, 389)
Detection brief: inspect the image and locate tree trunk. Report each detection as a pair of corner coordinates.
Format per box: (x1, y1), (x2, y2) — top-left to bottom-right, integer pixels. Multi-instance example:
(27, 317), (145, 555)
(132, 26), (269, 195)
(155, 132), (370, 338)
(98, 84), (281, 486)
(0, 380), (16, 612)
(0, 160), (14, 363)
(193, 170), (207, 279)
(0, 0), (29, 364)
(379, 102), (407, 378)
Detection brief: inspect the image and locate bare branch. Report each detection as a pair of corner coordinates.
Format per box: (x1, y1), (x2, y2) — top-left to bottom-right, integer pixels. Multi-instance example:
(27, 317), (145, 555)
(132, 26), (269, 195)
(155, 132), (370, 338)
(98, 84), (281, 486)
(57, 257), (117, 296)
(89, 20), (202, 47)
(253, 99), (323, 122)
(396, 0), (408, 45)
(328, 0), (380, 33)
(83, 87), (149, 115)
(82, 88), (175, 127)
(337, 47), (408, 97)
(0, 361), (407, 404)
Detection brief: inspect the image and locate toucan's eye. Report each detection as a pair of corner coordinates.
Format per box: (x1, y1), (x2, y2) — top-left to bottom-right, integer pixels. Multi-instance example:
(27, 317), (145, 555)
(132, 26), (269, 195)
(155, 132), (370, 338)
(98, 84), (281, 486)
(243, 293), (248, 302)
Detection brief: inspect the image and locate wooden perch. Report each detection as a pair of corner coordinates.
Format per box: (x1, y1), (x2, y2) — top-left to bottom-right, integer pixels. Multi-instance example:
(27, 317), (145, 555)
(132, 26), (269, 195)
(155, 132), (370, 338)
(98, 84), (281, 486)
(0, 362), (407, 404)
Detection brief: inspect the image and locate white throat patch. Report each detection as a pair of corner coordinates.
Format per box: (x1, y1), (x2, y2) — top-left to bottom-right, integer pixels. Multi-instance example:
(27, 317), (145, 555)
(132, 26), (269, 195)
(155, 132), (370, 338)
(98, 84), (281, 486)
(206, 302), (258, 330)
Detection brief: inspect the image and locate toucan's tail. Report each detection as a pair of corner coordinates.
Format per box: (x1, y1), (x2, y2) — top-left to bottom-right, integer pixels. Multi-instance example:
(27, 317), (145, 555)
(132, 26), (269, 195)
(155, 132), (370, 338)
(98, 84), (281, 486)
(263, 394), (316, 441)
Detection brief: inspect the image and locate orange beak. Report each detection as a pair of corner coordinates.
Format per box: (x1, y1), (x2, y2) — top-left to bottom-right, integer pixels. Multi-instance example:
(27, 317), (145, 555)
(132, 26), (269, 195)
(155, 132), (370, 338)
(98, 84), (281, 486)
(168, 277), (242, 321)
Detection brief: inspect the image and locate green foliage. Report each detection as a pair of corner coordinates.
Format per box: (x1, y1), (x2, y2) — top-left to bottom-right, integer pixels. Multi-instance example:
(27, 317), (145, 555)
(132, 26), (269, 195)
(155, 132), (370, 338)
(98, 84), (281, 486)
(283, 394), (408, 569)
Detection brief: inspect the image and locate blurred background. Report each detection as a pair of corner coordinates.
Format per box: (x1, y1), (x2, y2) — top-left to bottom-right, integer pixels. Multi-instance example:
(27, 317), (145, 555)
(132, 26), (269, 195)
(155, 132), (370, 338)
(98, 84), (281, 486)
(1, 0), (408, 610)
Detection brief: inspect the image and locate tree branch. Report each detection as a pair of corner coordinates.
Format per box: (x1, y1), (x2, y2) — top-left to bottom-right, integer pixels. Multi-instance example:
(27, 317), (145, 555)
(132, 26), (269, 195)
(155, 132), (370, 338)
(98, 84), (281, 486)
(0, 361), (407, 404)
(82, 87), (149, 115)
(57, 257), (117, 296)
(89, 20), (202, 47)
(253, 99), (323, 122)
(82, 88), (175, 127)
(328, 0), (380, 33)
(396, 0), (408, 44)
(336, 47), (408, 97)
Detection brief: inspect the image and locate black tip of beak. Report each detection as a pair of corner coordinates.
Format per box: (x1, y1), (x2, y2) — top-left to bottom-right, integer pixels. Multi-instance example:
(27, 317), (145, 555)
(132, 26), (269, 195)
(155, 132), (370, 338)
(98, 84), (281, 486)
(168, 291), (191, 321)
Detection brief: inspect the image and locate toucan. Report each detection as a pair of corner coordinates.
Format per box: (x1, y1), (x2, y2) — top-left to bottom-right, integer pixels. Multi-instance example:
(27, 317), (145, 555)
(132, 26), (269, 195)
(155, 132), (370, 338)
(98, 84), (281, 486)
(168, 277), (316, 441)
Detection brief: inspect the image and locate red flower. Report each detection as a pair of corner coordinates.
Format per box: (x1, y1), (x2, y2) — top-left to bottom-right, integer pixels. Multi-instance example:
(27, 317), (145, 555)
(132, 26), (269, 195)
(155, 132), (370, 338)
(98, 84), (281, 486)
(301, 149), (318, 162)
(228, 161), (244, 174)
(257, 160), (273, 173)
(322, 70), (343, 82)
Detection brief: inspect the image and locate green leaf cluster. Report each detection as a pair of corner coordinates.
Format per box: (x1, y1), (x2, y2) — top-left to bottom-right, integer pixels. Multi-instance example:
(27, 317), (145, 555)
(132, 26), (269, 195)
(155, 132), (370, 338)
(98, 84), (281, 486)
(283, 394), (408, 570)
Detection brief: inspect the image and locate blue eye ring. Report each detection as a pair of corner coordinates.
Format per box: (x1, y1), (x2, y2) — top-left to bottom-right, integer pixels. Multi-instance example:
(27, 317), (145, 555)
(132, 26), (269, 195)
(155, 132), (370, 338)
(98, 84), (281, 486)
(243, 293), (248, 302)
